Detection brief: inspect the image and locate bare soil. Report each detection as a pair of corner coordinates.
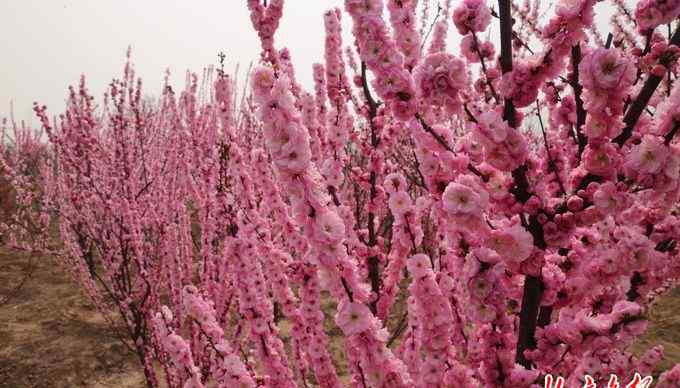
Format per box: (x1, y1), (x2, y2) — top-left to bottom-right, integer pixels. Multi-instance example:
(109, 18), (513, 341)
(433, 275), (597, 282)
(0, 249), (144, 387)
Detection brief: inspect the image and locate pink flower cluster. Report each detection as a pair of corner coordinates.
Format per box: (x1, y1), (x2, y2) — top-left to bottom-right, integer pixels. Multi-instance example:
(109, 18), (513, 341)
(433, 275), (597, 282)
(10, 1), (680, 387)
(529, 301), (649, 383)
(579, 48), (635, 120)
(578, 48), (636, 177)
(634, 37), (680, 77)
(181, 286), (257, 387)
(387, 0), (421, 69)
(378, 173), (428, 321)
(247, 0), (284, 65)
(452, 0), (491, 35)
(153, 308), (205, 388)
(460, 34), (495, 64)
(413, 52), (468, 114)
(635, 0), (680, 32)
(499, 0), (596, 108)
(252, 64), (416, 387)
(442, 174), (489, 222)
(406, 253), (467, 386)
(345, 0), (418, 120)
(486, 223), (534, 265)
(658, 364), (680, 387)
(290, 263), (342, 387)
(472, 109), (529, 171)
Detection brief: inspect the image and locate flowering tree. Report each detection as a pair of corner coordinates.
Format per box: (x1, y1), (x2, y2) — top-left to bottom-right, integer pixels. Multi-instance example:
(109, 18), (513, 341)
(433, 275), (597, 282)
(7, 0), (680, 387)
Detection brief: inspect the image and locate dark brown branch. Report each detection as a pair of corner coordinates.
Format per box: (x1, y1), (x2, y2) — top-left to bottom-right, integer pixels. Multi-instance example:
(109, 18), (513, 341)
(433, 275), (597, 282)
(341, 278), (354, 302)
(498, 0), (517, 128)
(328, 186), (341, 206)
(536, 101), (566, 196)
(420, 3), (443, 51)
(513, 31), (535, 55)
(361, 61), (381, 314)
(664, 121), (680, 145)
(464, 104), (479, 123)
(516, 275), (543, 365)
(626, 271), (644, 301)
(656, 238), (676, 252)
(356, 362), (368, 388)
(387, 310), (409, 347)
(570, 44), (587, 159)
(360, 62), (379, 119)
(471, 32), (500, 103)
(613, 24), (680, 147)
(415, 113), (488, 181)
(498, 0), (546, 368)
(490, 8), (535, 55)
(537, 306), (553, 327)
(411, 149), (428, 189)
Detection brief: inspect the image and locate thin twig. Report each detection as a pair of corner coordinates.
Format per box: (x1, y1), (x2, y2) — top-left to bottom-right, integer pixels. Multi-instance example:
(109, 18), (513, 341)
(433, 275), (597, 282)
(536, 100), (566, 196)
(415, 113), (488, 180)
(0, 254), (35, 306)
(420, 4), (443, 51)
(387, 311), (409, 347)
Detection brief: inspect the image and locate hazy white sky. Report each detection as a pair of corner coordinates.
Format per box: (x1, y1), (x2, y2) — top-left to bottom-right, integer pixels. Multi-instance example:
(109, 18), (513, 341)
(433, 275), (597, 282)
(0, 1), (619, 125)
(0, 1), (360, 123)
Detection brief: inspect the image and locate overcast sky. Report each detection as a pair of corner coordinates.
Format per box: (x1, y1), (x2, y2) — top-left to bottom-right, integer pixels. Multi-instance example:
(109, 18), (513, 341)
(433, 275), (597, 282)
(0, 1), (619, 125)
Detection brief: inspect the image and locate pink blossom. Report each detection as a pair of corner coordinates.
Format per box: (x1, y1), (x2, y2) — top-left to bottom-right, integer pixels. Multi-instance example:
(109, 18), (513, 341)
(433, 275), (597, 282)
(407, 253), (432, 278)
(635, 0), (680, 32)
(655, 81), (680, 136)
(580, 48), (635, 92)
(475, 111), (508, 145)
(470, 302), (497, 323)
(472, 110), (528, 171)
(508, 364), (540, 385)
(486, 223), (534, 263)
(384, 172), (407, 194)
(271, 129), (312, 173)
(469, 275), (493, 299)
(251, 65), (276, 99)
(314, 210), (346, 244)
(584, 115), (623, 140)
(625, 135), (668, 175)
(460, 34), (495, 63)
(335, 301), (373, 336)
(471, 247), (502, 264)
(388, 191), (413, 216)
(499, 57), (543, 107)
(414, 52), (467, 113)
(583, 143), (620, 177)
(555, 0), (589, 18)
(442, 178), (488, 216)
(452, 0), (492, 34)
(657, 364), (680, 387)
(592, 182), (623, 215)
(345, 0), (383, 17)
(576, 311), (614, 334)
(611, 301), (642, 320)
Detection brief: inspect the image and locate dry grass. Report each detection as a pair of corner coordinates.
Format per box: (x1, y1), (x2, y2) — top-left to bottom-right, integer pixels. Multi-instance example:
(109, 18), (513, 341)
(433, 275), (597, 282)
(631, 287), (680, 378)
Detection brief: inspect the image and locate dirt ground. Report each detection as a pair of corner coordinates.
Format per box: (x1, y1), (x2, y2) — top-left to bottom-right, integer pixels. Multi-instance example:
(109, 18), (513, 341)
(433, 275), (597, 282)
(0, 249), (145, 388)
(1, 248), (680, 387)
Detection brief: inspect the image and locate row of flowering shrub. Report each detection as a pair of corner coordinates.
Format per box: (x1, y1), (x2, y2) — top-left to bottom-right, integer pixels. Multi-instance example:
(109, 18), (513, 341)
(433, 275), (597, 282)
(4, 0), (680, 386)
